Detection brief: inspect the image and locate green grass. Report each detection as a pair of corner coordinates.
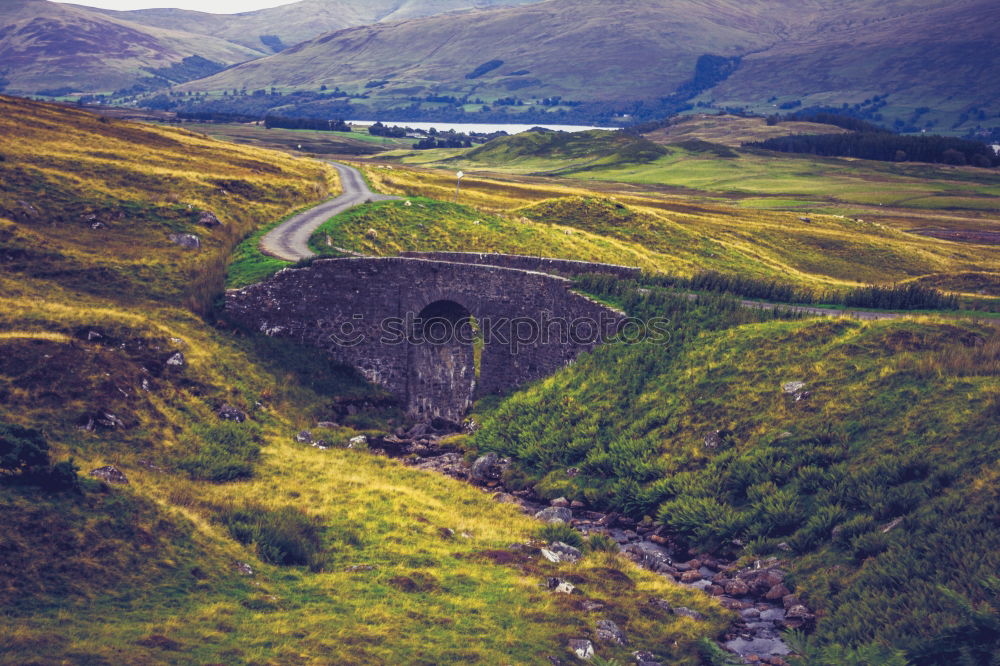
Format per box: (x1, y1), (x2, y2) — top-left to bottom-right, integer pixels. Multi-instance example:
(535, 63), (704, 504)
(468, 278), (1000, 661)
(225, 200), (322, 288)
(0, 95), (727, 666)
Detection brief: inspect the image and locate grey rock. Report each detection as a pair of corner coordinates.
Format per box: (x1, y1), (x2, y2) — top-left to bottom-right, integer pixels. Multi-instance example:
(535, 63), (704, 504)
(580, 600), (605, 612)
(548, 577), (576, 594)
(595, 619), (628, 646)
(166, 352), (185, 367)
(234, 561), (254, 576)
(216, 404), (247, 422)
(648, 598), (672, 613)
(535, 506), (572, 524)
(169, 233), (201, 250)
(89, 465), (128, 485)
(197, 211), (221, 227)
(550, 496), (570, 507)
(672, 607), (705, 621)
(632, 651), (663, 666)
(295, 430), (313, 443)
(470, 452), (505, 482)
(567, 639), (594, 660)
(782, 381), (806, 394)
(541, 548), (561, 563)
(348, 435), (367, 448)
(550, 541), (582, 562)
(723, 637), (790, 657)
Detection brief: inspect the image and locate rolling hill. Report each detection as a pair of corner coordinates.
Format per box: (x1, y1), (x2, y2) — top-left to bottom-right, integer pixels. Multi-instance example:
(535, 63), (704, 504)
(0, 0), (263, 94)
(91, 0), (541, 55)
(170, 0), (1000, 132)
(0, 0), (540, 96)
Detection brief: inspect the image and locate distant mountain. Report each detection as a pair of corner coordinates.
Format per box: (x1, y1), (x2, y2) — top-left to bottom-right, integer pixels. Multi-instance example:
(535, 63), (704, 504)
(90, 0), (543, 55)
(0, 0), (262, 95)
(169, 0), (1000, 133)
(0, 0), (539, 96)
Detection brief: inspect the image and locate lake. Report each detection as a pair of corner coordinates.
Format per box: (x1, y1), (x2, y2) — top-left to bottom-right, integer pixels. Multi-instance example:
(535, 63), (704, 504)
(347, 120), (619, 135)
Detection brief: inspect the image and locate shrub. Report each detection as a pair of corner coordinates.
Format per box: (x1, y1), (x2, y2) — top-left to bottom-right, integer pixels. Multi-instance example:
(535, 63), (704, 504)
(536, 522), (583, 549)
(177, 422), (261, 481)
(38, 459), (82, 493)
(219, 504), (327, 570)
(584, 533), (620, 553)
(0, 422), (50, 476)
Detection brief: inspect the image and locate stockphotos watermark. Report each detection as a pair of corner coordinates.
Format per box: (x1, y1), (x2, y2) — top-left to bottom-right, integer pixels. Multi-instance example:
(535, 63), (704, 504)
(328, 311), (672, 352)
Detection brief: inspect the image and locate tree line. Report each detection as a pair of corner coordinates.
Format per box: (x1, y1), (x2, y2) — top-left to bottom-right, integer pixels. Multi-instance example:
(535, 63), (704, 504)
(747, 131), (998, 167)
(264, 115), (350, 131)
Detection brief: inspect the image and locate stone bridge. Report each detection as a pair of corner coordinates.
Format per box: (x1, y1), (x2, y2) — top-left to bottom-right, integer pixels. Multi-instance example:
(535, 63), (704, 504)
(225, 254), (639, 422)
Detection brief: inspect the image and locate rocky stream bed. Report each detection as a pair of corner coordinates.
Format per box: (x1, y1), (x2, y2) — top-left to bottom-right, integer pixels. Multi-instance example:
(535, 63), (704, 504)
(306, 420), (817, 665)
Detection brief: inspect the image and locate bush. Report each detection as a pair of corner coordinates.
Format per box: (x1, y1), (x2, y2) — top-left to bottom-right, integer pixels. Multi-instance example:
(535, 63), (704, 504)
(38, 459), (82, 493)
(219, 504), (327, 570)
(177, 422), (262, 481)
(536, 522), (583, 549)
(0, 422), (50, 476)
(584, 533), (620, 553)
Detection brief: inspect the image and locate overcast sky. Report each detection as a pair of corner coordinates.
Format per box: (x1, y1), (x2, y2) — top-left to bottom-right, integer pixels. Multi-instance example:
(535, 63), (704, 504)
(52, 0), (299, 12)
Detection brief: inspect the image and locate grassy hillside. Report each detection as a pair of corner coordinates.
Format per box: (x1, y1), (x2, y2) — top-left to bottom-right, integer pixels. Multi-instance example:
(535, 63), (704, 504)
(96, 0), (540, 55)
(642, 113), (851, 148)
(467, 278), (1000, 661)
(347, 162), (1000, 296)
(0, 0), (263, 95)
(0, 96), (725, 664)
(167, 0), (1000, 132)
(0, 95), (340, 311)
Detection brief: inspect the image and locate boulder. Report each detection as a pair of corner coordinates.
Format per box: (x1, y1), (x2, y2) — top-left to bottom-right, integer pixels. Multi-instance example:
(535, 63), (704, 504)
(470, 453), (505, 482)
(765, 583), (791, 600)
(633, 650), (664, 666)
(726, 579), (751, 596)
(595, 619), (628, 646)
(567, 639), (594, 660)
(535, 506), (572, 524)
(550, 496), (570, 508)
(648, 598), (672, 613)
(348, 435), (367, 448)
(166, 352), (185, 367)
(550, 541), (582, 562)
(295, 430), (313, 443)
(89, 465), (128, 485)
(547, 577), (576, 594)
(672, 607), (705, 621)
(168, 233), (201, 250)
(680, 570), (703, 583)
(216, 404), (247, 422)
(783, 605), (815, 629)
(197, 211), (221, 227)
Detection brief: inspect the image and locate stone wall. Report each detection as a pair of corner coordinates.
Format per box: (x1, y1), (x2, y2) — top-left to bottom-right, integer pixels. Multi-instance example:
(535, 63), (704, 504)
(398, 252), (642, 280)
(225, 257), (625, 421)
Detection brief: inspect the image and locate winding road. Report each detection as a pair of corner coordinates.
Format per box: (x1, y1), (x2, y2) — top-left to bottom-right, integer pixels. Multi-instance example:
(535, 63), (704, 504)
(261, 162), (398, 262)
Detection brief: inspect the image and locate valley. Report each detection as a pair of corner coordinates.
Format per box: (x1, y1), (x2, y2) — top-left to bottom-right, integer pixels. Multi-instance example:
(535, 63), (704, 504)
(2, 1), (1000, 660)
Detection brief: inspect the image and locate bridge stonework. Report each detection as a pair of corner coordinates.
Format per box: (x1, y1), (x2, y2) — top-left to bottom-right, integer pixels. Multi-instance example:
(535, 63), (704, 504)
(225, 256), (629, 422)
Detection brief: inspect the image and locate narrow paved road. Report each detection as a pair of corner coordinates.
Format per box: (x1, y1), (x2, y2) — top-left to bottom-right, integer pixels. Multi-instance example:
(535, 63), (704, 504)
(261, 162), (398, 262)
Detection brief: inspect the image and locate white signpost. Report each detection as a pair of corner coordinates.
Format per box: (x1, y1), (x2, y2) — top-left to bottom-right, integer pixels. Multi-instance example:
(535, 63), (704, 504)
(455, 170), (464, 202)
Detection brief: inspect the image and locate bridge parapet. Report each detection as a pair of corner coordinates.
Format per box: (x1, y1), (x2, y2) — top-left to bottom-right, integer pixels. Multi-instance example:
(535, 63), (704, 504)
(226, 256), (629, 421)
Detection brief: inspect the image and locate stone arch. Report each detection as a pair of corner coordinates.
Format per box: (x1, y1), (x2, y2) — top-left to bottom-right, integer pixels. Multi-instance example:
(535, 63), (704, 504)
(406, 299), (477, 422)
(224, 256), (629, 424)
